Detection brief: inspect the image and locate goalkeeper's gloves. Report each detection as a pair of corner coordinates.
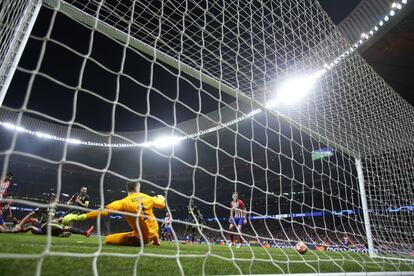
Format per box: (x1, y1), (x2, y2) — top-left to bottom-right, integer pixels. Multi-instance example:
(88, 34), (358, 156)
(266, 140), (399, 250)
(62, 213), (87, 225)
(154, 195), (165, 202)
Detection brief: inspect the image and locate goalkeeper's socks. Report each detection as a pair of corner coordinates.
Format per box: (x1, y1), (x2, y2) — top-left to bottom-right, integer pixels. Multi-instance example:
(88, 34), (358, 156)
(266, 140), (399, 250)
(68, 226), (87, 235)
(85, 225), (94, 237)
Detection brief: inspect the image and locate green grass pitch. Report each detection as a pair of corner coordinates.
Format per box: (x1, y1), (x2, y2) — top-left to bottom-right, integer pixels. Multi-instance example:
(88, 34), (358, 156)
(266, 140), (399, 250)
(0, 234), (412, 275)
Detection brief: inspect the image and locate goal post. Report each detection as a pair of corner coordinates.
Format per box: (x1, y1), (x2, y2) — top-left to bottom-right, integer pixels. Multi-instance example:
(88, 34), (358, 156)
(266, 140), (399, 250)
(0, 0), (42, 106)
(355, 158), (375, 258)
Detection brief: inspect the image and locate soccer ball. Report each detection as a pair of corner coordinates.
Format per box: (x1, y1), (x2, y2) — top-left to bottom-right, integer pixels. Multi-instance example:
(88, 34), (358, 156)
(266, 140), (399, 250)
(295, 241), (308, 254)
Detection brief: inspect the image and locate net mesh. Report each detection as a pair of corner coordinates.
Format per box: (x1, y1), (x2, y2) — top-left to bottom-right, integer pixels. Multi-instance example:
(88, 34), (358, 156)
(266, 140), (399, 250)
(0, 0), (413, 274)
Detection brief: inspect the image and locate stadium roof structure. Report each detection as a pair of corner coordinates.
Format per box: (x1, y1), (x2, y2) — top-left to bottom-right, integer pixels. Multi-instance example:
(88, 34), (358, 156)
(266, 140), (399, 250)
(338, 0), (408, 46)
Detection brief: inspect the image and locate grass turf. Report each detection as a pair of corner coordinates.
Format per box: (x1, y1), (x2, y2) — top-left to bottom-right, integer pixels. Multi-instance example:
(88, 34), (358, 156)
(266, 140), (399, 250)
(0, 234), (412, 275)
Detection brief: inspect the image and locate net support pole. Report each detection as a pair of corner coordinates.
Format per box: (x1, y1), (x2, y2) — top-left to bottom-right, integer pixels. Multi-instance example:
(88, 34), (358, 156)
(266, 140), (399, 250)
(355, 157), (376, 258)
(0, 0), (42, 107)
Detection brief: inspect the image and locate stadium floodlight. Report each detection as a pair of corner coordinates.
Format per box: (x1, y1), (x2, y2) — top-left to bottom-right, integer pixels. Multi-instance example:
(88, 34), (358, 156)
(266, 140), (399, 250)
(138, 141), (154, 148)
(2, 122), (15, 130)
(268, 70), (326, 107)
(268, 76), (313, 106)
(153, 136), (184, 148)
(265, 98), (280, 109)
(266, 71), (325, 108)
(66, 138), (82, 145)
(1, 122), (25, 132)
(35, 131), (53, 139)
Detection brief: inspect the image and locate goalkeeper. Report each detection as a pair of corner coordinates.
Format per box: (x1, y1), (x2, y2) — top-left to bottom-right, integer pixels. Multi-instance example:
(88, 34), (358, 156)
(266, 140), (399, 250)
(62, 181), (166, 246)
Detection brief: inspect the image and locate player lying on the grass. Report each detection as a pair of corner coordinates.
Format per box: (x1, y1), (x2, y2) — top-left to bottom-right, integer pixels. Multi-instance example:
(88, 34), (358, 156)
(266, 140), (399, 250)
(12, 207), (94, 237)
(9, 194), (93, 236)
(183, 198), (205, 243)
(0, 192), (55, 234)
(228, 192), (247, 248)
(62, 181), (166, 246)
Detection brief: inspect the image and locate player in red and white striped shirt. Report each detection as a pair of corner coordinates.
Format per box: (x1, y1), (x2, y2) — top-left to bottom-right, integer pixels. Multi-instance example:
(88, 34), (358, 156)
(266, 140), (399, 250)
(228, 192), (247, 248)
(0, 173), (13, 231)
(0, 173), (13, 212)
(161, 212), (173, 241)
(0, 173), (13, 200)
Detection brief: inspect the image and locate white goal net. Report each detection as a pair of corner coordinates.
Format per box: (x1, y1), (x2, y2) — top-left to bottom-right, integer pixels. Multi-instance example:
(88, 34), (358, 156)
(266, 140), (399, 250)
(0, 0), (413, 275)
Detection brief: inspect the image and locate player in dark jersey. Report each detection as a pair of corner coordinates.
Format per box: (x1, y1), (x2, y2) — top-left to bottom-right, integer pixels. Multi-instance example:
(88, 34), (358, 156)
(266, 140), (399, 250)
(66, 187), (90, 214)
(343, 235), (352, 247)
(13, 207), (94, 237)
(228, 192), (247, 248)
(183, 199), (205, 243)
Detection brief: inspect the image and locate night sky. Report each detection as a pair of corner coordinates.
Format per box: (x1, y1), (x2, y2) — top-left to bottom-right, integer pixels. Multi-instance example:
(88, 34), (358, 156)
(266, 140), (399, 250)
(318, 0), (361, 25)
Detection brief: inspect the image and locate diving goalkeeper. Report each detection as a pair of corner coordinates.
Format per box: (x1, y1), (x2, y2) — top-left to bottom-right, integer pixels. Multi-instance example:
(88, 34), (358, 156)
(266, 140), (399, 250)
(62, 181), (165, 246)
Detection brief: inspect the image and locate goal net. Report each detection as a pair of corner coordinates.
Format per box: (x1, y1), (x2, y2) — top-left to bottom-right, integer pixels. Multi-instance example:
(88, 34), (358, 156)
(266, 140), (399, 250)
(0, 0), (413, 274)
